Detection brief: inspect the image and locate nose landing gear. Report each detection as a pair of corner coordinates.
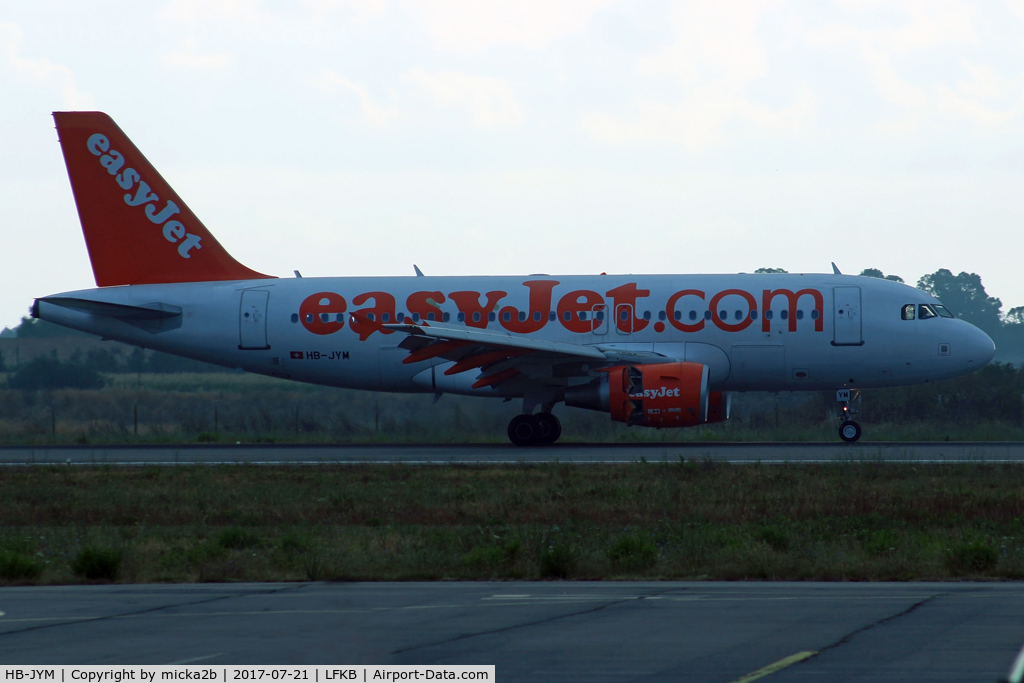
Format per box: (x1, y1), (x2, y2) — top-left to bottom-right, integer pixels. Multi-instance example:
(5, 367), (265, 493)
(835, 388), (862, 442)
(507, 412), (562, 446)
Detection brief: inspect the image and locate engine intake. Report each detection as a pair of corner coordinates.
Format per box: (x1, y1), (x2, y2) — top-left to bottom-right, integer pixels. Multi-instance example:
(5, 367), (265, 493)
(566, 362), (721, 428)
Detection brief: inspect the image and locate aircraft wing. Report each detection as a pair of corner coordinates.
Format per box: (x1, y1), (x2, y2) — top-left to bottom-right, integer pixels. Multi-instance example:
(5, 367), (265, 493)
(379, 319), (669, 390)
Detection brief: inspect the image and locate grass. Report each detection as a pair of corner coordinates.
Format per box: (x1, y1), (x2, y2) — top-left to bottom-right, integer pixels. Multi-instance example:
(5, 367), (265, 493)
(1, 462), (1024, 583)
(5, 371), (1024, 446)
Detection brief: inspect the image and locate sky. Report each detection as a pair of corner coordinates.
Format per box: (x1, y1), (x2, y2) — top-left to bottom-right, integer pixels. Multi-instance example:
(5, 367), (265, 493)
(2, 0), (1024, 330)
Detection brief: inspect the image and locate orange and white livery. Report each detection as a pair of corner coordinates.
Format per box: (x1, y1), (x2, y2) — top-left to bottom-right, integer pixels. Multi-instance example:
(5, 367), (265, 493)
(36, 112), (996, 445)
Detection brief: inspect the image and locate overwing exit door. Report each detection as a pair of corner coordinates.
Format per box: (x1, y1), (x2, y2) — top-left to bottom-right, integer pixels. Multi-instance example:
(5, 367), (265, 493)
(239, 289), (270, 350)
(833, 286), (862, 346)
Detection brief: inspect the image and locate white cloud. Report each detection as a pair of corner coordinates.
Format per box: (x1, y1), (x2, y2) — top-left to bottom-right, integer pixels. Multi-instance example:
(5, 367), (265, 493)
(636, 1), (771, 87)
(934, 63), (1024, 127)
(406, 67), (523, 128)
(160, 0), (277, 25)
(797, 0), (1022, 131)
(582, 2), (815, 150)
(301, 0), (388, 22)
(312, 69), (401, 126)
(159, 39), (233, 70)
(406, 0), (613, 53)
(583, 87), (816, 151)
(161, 0), (387, 25)
(0, 22), (93, 108)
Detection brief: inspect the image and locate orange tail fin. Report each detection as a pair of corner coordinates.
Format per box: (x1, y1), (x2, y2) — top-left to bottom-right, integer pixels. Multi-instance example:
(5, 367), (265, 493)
(53, 111), (274, 286)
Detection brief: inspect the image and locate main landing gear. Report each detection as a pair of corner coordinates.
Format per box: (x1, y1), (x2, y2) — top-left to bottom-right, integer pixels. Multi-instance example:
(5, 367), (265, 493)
(835, 388), (862, 442)
(508, 413), (562, 447)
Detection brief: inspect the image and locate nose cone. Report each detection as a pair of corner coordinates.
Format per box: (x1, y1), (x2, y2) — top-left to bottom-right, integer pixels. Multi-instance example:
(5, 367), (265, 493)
(965, 324), (996, 367)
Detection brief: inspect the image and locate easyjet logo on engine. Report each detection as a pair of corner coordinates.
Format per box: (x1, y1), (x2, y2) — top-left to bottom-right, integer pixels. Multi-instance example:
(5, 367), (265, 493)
(629, 387), (681, 399)
(87, 134), (202, 259)
(296, 282), (825, 339)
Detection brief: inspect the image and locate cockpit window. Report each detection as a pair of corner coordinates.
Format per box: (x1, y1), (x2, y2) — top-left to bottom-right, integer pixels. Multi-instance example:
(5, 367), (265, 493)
(918, 304), (937, 320)
(933, 304), (955, 319)
(901, 304), (916, 320)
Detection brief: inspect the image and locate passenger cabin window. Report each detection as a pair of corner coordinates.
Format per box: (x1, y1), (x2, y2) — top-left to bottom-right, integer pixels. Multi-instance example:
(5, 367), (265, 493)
(933, 305), (955, 319)
(291, 314), (299, 323)
(901, 304), (915, 320)
(918, 304), (937, 320)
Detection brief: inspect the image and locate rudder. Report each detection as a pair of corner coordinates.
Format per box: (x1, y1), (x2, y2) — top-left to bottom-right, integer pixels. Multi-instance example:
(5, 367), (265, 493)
(53, 111), (273, 286)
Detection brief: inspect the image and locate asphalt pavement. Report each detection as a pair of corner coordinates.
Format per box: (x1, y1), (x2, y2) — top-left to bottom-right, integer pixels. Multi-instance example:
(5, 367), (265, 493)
(1, 442), (1024, 465)
(0, 582), (1021, 681)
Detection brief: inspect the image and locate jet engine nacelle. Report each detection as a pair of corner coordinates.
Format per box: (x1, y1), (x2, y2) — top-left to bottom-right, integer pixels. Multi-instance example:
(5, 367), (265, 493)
(565, 361), (722, 428)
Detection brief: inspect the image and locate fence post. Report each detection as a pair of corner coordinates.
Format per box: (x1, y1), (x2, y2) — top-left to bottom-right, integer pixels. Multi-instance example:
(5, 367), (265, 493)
(133, 403), (138, 436)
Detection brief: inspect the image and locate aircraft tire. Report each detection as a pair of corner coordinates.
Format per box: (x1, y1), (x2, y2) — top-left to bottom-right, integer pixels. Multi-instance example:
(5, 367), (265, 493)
(534, 413), (562, 445)
(839, 420), (862, 443)
(508, 414), (538, 447)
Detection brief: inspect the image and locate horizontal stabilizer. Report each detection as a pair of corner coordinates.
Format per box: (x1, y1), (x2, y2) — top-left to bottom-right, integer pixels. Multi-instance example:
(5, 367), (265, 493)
(38, 297), (182, 319)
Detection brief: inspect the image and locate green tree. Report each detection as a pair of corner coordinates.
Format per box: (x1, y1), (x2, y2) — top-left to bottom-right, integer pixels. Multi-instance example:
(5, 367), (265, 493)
(14, 317), (91, 339)
(754, 268), (788, 274)
(127, 347), (148, 374)
(917, 269), (1002, 333)
(7, 357), (104, 390)
(1004, 306), (1024, 326)
(859, 268), (904, 283)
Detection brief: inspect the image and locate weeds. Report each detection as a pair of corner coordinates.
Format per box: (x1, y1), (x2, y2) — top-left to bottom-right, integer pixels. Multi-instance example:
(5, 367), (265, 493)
(0, 552), (43, 581)
(0, 463), (1022, 583)
(607, 534), (659, 571)
(70, 546), (122, 581)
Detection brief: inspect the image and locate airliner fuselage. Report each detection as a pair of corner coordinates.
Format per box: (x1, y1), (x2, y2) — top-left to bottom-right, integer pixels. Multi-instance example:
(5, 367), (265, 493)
(35, 111), (997, 445)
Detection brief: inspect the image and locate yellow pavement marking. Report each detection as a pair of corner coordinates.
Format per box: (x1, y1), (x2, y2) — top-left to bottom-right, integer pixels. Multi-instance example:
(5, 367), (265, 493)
(728, 651), (817, 683)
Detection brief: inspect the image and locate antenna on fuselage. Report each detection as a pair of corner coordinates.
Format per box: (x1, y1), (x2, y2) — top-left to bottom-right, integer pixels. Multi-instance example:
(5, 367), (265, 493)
(831, 262), (842, 275)
(414, 265), (425, 277)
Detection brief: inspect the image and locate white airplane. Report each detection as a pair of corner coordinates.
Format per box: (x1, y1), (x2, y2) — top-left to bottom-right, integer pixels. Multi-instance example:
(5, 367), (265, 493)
(34, 112), (996, 445)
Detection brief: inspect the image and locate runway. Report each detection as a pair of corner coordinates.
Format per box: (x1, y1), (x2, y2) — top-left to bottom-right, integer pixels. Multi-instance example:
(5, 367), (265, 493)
(2, 441), (1024, 465)
(0, 581), (1020, 680)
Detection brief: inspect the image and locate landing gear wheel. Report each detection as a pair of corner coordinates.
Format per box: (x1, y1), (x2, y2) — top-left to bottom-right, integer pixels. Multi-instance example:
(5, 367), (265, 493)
(534, 413), (562, 445)
(839, 420), (862, 443)
(508, 414), (538, 447)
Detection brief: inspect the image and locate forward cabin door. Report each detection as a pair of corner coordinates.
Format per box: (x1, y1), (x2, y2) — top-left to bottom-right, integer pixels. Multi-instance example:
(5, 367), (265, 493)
(832, 286), (862, 346)
(239, 289), (270, 350)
